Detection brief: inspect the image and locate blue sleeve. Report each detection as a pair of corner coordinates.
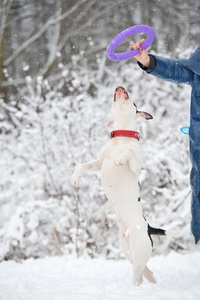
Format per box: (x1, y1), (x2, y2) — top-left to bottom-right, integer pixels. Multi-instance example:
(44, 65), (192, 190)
(139, 55), (194, 85)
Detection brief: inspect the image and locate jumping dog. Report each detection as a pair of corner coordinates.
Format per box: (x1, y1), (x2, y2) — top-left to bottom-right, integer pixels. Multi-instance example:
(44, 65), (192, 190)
(71, 87), (177, 285)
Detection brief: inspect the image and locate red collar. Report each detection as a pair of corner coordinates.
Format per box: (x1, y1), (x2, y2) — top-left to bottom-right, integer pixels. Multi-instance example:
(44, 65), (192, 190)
(109, 130), (140, 141)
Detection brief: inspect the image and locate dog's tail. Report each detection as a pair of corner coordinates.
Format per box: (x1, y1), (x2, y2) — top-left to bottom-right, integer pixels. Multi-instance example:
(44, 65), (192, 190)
(148, 224), (180, 237)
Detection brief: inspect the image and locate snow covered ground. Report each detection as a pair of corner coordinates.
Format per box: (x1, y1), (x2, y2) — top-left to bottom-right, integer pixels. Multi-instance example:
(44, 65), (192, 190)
(0, 252), (200, 300)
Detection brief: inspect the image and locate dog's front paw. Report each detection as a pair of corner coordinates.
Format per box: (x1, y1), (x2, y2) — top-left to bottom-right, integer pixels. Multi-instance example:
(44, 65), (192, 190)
(70, 171), (82, 187)
(115, 152), (131, 167)
(115, 158), (127, 167)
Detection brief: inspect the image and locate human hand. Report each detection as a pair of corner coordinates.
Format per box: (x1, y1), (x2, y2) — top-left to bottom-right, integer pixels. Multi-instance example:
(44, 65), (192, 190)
(129, 39), (150, 68)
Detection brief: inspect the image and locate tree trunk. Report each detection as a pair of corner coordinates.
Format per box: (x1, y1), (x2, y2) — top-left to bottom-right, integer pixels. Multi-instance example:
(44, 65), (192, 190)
(0, 0), (13, 102)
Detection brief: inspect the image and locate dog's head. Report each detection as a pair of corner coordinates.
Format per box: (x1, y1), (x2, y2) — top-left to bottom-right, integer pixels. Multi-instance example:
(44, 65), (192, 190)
(112, 86), (153, 121)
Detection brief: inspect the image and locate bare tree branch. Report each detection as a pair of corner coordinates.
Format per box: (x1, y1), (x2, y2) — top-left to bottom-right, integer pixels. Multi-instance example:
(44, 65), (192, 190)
(0, 0), (13, 50)
(38, 0), (63, 78)
(2, 0), (89, 67)
(57, 1), (119, 53)
(0, 0), (13, 97)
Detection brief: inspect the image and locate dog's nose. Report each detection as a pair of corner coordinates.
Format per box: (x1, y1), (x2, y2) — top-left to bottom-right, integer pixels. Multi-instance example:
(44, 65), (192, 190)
(114, 87), (129, 101)
(115, 87), (125, 93)
(114, 87), (126, 96)
(117, 90), (123, 95)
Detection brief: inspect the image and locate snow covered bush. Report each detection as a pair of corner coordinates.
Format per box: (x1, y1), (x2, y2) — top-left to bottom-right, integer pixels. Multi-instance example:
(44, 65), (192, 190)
(0, 49), (197, 261)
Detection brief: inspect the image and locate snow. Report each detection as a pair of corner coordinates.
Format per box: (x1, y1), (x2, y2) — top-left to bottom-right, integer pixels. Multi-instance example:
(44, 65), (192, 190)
(0, 252), (200, 300)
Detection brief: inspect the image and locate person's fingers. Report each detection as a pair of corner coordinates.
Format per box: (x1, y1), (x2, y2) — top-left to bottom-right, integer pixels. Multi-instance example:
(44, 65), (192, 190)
(140, 39), (145, 45)
(135, 41), (141, 50)
(129, 41), (139, 50)
(129, 39), (146, 52)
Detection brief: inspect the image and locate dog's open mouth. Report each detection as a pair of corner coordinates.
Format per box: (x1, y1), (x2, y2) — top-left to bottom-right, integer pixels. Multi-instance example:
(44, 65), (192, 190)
(114, 87), (129, 101)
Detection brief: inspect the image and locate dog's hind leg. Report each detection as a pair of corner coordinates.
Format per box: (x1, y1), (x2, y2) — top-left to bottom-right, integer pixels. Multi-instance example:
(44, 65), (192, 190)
(119, 230), (132, 264)
(143, 265), (156, 284)
(129, 229), (152, 285)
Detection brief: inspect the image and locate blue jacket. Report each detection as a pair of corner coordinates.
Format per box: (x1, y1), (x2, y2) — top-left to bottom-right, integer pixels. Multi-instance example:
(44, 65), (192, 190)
(139, 46), (200, 244)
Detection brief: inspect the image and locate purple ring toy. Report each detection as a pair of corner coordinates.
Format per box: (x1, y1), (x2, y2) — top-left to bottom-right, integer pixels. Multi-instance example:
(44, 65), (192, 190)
(107, 25), (155, 61)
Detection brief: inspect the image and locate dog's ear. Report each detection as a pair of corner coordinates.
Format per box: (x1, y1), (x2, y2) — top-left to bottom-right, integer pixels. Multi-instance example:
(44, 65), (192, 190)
(136, 111), (153, 120)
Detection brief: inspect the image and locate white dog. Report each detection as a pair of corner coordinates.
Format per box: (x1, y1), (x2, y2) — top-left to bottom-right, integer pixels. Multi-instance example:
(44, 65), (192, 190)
(71, 87), (172, 285)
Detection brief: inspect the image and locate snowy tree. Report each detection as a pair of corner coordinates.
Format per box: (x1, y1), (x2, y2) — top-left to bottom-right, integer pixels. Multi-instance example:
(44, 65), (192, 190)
(0, 0), (199, 261)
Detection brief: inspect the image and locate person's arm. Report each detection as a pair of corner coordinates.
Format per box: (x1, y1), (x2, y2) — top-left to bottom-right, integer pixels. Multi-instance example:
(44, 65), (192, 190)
(130, 40), (194, 85)
(137, 54), (157, 74)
